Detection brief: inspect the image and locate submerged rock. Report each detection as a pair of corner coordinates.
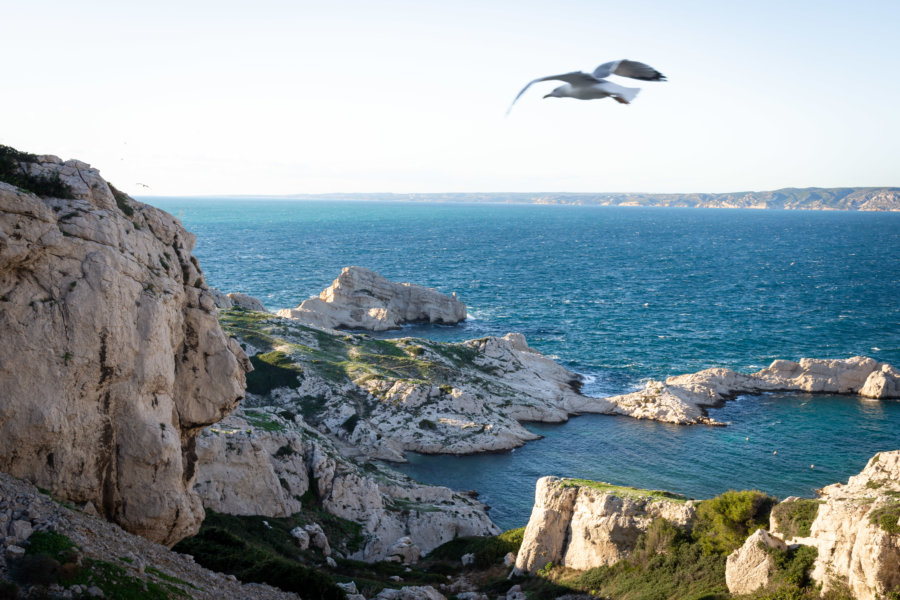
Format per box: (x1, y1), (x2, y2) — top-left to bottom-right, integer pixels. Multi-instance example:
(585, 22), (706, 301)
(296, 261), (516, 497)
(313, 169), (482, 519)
(0, 154), (247, 546)
(277, 266), (466, 330)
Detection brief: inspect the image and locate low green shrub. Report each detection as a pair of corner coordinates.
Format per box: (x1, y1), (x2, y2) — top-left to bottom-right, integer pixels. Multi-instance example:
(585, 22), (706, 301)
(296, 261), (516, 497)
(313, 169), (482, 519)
(246, 351), (304, 395)
(173, 525), (345, 600)
(426, 527), (525, 569)
(869, 502), (900, 534)
(771, 499), (821, 539)
(693, 490), (776, 555)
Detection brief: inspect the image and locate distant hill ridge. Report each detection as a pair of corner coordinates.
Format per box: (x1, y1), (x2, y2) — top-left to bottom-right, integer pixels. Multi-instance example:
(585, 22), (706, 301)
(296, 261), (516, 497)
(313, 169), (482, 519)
(264, 187), (900, 211)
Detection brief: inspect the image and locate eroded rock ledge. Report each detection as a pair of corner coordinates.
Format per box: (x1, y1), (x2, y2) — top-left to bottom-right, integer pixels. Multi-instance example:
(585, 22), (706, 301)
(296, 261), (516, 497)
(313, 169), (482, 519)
(607, 356), (900, 425)
(277, 266), (467, 331)
(0, 153), (248, 545)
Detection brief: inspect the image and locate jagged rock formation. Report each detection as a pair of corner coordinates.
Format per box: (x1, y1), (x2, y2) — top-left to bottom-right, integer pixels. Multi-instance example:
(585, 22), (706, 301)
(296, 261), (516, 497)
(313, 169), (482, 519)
(0, 470), (297, 599)
(725, 529), (787, 595)
(277, 266), (467, 331)
(221, 309), (612, 460)
(195, 407), (500, 561)
(607, 356), (900, 425)
(0, 153), (247, 545)
(725, 451), (900, 599)
(514, 477), (695, 573)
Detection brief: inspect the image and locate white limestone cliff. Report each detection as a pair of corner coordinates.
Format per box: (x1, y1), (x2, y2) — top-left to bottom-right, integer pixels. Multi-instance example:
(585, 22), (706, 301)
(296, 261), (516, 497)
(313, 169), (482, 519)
(277, 266), (466, 331)
(0, 154), (248, 546)
(607, 357), (900, 425)
(514, 477), (695, 573)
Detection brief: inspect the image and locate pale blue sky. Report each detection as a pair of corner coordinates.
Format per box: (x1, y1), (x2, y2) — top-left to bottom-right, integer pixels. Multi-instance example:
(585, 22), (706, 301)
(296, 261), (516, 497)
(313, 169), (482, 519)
(3, 0), (898, 195)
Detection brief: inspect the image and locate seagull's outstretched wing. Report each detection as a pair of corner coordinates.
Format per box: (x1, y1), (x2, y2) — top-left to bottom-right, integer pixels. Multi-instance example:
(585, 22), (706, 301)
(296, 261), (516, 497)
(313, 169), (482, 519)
(506, 71), (599, 115)
(593, 59), (666, 81)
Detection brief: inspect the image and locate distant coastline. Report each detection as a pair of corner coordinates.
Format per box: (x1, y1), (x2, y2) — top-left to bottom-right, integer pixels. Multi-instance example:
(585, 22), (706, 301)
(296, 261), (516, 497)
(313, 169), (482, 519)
(142, 187), (900, 211)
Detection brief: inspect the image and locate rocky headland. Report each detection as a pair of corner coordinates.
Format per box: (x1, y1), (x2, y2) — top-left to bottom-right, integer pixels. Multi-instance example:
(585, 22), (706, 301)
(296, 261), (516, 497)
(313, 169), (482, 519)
(276, 266), (467, 331)
(607, 356), (900, 425)
(219, 308), (611, 461)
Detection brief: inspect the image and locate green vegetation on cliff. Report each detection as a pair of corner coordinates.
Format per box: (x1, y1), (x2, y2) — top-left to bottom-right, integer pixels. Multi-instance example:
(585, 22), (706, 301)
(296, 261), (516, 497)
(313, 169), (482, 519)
(0, 145), (74, 198)
(561, 478), (689, 503)
(771, 499), (821, 539)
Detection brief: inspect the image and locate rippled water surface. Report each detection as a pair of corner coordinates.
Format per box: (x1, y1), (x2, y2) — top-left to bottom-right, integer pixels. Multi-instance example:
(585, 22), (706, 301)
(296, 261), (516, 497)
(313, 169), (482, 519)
(148, 198), (900, 528)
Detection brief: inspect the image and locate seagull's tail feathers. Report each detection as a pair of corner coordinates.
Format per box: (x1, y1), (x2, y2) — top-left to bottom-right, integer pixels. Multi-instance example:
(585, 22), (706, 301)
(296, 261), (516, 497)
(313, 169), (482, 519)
(613, 86), (641, 105)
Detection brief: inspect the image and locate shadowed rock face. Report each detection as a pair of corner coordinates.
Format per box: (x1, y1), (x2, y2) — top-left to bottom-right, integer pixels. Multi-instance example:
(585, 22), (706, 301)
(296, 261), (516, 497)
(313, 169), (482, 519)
(0, 154), (248, 546)
(277, 266), (467, 331)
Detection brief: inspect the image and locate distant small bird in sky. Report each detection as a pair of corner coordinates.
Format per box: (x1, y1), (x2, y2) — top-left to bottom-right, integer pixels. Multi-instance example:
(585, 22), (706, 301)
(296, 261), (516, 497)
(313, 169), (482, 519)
(507, 59), (667, 115)
(137, 183), (150, 188)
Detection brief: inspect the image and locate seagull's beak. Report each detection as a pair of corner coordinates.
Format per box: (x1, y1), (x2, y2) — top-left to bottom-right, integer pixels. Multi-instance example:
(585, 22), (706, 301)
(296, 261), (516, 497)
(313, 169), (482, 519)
(542, 94), (552, 99)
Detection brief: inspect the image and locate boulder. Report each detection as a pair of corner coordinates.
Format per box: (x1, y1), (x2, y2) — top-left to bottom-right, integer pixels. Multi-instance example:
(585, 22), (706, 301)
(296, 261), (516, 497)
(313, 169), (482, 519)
(277, 266), (466, 331)
(725, 529), (787, 595)
(0, 155), (247, 546)
(227, 292), (266, 312)
(387, 536), (421, 565)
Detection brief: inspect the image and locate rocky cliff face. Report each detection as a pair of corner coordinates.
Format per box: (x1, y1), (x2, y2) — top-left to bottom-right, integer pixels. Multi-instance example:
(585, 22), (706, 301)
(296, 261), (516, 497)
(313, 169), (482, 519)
(0, 153), (248, 546)
(726, 451), (900, 599)
(514, 477), (694, 573)
(194, 407), (500, 561)
(607, 357), (900, 425)
(277, 266), (467, 331)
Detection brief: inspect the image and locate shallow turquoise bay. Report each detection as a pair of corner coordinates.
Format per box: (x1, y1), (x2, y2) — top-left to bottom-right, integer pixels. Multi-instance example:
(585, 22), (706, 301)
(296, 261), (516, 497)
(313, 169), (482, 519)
(148, 198), (900, 528)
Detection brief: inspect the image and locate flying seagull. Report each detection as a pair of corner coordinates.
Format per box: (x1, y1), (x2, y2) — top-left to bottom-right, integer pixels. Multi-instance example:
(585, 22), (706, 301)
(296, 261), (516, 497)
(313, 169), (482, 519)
(507, 59), (666, 115)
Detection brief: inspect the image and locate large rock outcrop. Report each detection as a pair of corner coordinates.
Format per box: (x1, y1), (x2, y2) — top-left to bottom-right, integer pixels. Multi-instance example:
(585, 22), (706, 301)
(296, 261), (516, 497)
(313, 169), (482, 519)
(514, 477), (695, 573)
(277, 266), (467, 331)
(195, 408), (500, 561)
(0, 153), (247, 545)
(725, 451), (900, 599)
(607, 357), (900, 425)
(220, 309), (613, 460)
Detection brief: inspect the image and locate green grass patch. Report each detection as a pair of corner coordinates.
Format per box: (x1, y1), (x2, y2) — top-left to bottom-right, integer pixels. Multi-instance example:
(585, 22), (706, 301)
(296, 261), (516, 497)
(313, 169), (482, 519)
(246, 351), (304, 395)
(869, 501), (900, 534)
(560, 479), (689, 503)
(693, 490), (776, 555)
(771, 499), (821, 539)
(425, 527), (524, 569)
(243, 409), (286, 432)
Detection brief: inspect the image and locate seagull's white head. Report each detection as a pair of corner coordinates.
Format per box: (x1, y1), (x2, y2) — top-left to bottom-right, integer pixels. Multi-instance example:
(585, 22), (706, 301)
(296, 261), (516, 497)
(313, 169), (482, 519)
(543, 85), (569, 99)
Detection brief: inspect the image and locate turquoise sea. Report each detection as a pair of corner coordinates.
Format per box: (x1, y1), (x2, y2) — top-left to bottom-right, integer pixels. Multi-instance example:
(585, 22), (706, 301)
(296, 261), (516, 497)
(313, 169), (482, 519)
(148, 198), (900, 529)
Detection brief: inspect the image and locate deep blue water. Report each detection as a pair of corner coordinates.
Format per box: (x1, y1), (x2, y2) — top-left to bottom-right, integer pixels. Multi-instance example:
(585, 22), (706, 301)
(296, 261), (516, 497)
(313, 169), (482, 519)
(147, 198), (900, 528)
